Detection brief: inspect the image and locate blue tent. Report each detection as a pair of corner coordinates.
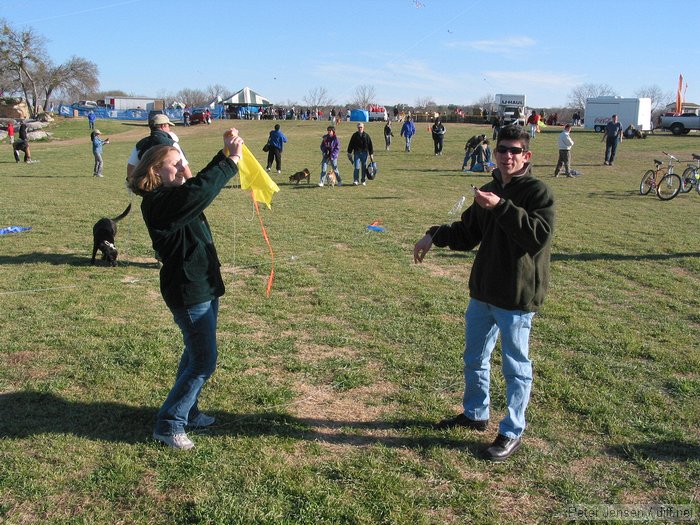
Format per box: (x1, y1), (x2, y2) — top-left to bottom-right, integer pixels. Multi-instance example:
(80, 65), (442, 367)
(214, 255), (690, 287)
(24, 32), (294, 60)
(350, 109), (369, 122)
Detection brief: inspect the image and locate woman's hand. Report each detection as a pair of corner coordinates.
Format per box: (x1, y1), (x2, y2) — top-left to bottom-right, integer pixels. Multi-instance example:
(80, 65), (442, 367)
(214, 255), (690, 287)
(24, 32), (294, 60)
(224, 128), (244, 162)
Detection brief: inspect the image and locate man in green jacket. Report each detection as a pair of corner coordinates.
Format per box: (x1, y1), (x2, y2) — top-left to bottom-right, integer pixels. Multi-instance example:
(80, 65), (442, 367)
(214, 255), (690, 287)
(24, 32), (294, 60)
(414, 125), (555, 461)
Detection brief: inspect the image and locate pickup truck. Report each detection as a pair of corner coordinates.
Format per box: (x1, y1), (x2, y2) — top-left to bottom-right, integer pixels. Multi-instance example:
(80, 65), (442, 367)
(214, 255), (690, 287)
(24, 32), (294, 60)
(659, 113), (700, 135)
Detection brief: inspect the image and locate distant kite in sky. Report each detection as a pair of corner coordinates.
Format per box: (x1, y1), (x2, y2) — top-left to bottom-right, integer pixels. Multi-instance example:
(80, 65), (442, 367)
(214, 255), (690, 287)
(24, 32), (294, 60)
(412, 1), (424, 8)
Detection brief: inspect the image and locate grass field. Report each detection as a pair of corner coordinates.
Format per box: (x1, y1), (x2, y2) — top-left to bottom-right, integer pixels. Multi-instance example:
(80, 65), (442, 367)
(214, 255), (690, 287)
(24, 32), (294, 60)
(1, 117), (698, 524)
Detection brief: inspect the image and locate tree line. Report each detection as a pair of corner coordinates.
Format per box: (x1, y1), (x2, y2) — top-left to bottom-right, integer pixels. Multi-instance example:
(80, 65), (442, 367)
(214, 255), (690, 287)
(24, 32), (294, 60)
(1, 18), (674, 119)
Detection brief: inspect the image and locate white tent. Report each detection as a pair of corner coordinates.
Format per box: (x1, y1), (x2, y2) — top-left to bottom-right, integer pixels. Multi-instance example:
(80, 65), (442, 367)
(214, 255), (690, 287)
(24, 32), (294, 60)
(222, 87), (272, 106)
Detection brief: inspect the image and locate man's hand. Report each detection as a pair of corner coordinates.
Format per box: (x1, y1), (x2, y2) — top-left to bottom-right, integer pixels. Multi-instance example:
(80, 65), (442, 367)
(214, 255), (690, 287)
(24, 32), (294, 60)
(413, 234), (433, 263)
(473, 188), (503, 210)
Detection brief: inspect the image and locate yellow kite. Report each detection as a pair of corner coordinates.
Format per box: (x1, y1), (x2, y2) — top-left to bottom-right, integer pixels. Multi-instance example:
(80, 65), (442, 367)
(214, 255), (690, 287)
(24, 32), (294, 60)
(237, 144), (280, 208)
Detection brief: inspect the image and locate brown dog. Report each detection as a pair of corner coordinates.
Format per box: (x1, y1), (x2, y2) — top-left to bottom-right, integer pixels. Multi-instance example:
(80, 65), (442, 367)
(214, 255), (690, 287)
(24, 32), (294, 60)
(289, 168), (311, 184)
(326, 167), (337, 187)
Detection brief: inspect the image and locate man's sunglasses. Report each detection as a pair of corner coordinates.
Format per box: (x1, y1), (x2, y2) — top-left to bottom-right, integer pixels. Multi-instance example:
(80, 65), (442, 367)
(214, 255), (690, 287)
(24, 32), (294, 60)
(495, 145), (527, 155)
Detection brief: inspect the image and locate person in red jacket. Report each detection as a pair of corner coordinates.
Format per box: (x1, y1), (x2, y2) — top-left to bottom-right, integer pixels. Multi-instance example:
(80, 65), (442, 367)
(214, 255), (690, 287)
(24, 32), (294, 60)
(526, 110), (540, 138)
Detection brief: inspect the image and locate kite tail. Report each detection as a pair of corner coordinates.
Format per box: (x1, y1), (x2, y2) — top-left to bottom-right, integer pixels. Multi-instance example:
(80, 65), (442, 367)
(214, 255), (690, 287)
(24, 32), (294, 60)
(253, 198), (275, 297)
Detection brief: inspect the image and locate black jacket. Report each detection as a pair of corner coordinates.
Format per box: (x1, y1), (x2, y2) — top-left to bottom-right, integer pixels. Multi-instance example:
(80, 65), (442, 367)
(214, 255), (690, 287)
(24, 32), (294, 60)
(140, 152), (237, 308)
(428, 166), (555, 312)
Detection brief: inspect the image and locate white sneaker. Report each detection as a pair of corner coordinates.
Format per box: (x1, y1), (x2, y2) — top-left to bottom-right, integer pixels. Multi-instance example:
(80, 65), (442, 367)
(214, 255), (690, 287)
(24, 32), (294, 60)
(353, 181), (359, 186)
(277, 170), (281, 174)
(153, 431), (195, 450)
(266, 167), (271, 172)
(318, 182), (324, 187)
(362, 182), (367, 186)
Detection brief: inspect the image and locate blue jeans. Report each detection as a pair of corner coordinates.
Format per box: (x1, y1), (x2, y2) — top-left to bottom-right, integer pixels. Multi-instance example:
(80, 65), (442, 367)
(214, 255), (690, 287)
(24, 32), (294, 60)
(404, 136), (412, 151)
(93, 152), (103, 177)
(605, 138), (618, 163)
(462, 299), (535, 439)
(154, 299), (219, 435)
(353, 151), (369, 183)
(321, 157), (341, 185)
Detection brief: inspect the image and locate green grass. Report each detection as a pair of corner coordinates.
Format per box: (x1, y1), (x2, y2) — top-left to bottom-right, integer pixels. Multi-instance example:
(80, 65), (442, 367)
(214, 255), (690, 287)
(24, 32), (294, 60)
(0, 117), (698, 524)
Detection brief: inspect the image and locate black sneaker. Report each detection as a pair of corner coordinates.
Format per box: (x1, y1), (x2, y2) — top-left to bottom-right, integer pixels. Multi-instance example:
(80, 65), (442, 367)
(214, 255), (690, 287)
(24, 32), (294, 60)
(432, 413), (488, 431)
(485, 433), (522, 461)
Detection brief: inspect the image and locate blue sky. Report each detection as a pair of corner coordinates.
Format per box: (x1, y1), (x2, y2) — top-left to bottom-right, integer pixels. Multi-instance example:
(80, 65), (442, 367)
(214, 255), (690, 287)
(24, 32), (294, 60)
(3, 0), (698, 109)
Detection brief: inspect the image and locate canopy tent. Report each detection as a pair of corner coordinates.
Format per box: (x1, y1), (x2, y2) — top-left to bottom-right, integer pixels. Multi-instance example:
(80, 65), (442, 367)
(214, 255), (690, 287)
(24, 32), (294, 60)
(223, 87), (272, 106)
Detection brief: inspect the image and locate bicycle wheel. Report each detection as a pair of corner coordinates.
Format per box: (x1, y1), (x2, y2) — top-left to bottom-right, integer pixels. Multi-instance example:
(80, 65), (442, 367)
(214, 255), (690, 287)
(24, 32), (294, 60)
(680, 166), (697, 193)
(656, 173), (682, 200)
(640, 170), (656, 195)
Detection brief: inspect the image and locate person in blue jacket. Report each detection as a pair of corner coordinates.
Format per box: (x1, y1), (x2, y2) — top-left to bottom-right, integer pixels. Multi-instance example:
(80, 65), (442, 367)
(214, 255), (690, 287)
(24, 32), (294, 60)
(265, 124), (288, 173)
(127, 129), (245, 450)
(400, 115), (416, 152)
(91, 129), (109, 177)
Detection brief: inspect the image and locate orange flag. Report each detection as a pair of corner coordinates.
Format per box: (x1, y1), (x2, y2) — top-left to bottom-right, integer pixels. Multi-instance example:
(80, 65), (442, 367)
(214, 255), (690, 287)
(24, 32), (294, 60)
(676, 74), (683, 115)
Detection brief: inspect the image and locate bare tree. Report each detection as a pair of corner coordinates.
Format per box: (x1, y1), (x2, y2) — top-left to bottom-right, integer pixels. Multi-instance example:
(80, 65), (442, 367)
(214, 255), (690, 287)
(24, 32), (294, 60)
(475, 93), (495, 107)
(36, 56), (99, 112)
(351, 85), (376, 108)
(635, 84), (673, 115)
(302, 86), (334, 108)
(414, 96), (436, 111)
(567, 83), (617, 110)
(0, 20), (48, 116)
(206, 83), (229, 102)
(176, 88), (208, 107)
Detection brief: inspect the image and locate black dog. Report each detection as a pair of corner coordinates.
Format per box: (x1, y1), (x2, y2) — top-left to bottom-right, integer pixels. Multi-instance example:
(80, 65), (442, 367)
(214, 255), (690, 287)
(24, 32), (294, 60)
(91, 203), (131, 266)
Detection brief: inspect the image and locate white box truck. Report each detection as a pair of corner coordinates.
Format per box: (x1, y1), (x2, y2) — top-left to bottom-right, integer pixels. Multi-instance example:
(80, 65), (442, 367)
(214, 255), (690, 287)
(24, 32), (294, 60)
(584, 97), (652, 132)
(495, 94), (527, 126)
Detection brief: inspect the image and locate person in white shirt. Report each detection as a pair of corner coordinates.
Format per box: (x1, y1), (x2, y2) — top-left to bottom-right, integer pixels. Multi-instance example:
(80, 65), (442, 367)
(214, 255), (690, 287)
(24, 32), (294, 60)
(554, 124), (575, 177)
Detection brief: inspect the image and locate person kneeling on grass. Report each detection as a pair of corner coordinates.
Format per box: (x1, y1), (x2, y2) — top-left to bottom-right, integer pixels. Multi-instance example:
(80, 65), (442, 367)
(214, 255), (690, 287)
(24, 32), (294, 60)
(127, 129), (245, 450)
(414, 125), (555, 462)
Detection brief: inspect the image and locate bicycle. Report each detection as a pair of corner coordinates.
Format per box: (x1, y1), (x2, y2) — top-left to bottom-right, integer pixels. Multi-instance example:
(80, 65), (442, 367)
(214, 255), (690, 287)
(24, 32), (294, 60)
(639, 152), (682, 201)
(680, 153), (700, 195)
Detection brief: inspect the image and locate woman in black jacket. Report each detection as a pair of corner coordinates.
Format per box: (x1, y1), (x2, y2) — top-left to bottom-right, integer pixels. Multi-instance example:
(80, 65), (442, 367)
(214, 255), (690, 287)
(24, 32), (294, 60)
(128, 129), (244, 449)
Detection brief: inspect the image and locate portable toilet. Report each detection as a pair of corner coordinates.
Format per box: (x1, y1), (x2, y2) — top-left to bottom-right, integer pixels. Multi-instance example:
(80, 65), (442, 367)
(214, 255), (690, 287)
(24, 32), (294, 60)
(350, 109), (369, 122)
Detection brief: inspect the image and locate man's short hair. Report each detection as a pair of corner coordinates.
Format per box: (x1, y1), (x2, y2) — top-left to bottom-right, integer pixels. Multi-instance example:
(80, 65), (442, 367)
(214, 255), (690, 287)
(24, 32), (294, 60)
(274, 124), (280, 131)
(496, 125), (530, 150)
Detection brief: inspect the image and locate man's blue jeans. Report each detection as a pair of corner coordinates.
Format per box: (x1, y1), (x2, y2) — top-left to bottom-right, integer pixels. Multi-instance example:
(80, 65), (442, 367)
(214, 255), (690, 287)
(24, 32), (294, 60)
(353, 151), (369, 183)
(404, 136), (412, 151)
(154, 299), (219, 435)
(463, 298), (535, 439)
(605, 138), (619, 163)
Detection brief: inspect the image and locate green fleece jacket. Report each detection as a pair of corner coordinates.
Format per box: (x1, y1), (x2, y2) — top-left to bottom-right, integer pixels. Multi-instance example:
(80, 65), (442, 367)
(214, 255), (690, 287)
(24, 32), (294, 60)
(427, 166), (555, 312)
(141, 151), (237, 309)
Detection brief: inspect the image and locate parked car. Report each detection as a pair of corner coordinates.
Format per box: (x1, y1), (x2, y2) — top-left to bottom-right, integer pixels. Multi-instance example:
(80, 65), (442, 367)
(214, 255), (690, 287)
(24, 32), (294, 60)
(190, 109), (206, 125)
(72, 100), (99, 110)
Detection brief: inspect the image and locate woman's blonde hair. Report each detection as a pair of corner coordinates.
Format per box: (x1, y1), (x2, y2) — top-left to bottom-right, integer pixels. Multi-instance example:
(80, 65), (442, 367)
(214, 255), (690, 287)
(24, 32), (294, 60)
(127, 145), (179, 196)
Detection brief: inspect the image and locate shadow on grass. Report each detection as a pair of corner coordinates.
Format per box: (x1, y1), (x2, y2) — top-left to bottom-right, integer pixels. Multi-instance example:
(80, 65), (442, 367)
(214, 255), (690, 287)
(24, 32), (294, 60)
(0, 252), (158, 268)
(433, 251), (700, 262)
(551, 252), (700, 262)
(0, 391), (485, 454)
(606, 441), (700, 462)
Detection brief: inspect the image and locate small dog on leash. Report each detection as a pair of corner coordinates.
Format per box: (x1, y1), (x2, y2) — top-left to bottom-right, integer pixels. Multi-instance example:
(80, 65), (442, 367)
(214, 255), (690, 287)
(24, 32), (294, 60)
(91, 203), (131, 266)
(325, 167), (337, 187)
(289, 168), (311, 184)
